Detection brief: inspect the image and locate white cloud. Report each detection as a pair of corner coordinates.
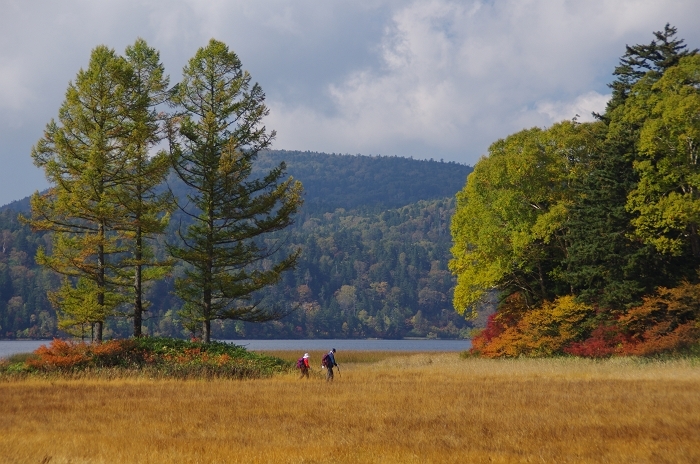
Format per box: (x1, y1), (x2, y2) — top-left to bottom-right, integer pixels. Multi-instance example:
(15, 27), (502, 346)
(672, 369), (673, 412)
(2, 0), (700, 206)
(269, 0), (700, 160)
(536, 91), (611, 123)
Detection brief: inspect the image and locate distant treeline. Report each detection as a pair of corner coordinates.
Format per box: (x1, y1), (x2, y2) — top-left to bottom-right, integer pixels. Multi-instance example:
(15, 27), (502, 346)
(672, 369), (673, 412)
(0, 150), (472, 340)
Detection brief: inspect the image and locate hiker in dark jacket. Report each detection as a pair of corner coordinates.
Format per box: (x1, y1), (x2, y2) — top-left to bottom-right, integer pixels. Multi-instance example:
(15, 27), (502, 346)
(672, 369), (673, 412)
(322, 348), (338, 381)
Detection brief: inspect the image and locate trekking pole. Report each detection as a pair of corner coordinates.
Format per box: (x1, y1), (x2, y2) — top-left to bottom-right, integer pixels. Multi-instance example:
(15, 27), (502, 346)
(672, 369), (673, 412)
(336, 364), (341, 378)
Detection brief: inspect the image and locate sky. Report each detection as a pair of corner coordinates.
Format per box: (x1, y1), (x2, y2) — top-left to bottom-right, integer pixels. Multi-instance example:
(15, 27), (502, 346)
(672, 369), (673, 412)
(1, 0), (700, 207)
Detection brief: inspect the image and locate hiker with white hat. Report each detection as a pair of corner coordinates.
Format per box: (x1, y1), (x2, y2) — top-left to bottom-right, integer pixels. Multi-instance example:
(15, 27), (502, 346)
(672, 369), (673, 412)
(296, 353), (311, 379)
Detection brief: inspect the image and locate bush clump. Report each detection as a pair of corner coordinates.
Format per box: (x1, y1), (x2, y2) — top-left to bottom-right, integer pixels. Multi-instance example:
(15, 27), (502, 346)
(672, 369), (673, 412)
(0, 337), (291, 379)
(469, 282), (700, 359)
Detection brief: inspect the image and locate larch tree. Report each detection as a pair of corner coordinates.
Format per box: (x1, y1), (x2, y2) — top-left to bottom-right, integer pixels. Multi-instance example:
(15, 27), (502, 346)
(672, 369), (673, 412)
(25, 46), (132, 342)
(168, 39), (303, 343)
(113, 39), (174, 337)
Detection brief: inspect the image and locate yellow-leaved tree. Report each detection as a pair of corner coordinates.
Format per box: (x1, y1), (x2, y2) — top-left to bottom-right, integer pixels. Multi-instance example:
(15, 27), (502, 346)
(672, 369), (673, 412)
(624, 54), (700, 258)
(449, 121), (599, 317)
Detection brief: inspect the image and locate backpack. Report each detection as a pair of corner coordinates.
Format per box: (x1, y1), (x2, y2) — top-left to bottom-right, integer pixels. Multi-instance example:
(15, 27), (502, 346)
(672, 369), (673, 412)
(296, 357), (305, 369)
(321, 353), (331, 368)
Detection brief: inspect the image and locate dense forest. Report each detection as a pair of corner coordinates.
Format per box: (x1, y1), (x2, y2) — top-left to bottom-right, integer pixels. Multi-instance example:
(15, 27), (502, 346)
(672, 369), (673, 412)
(250, 150), (467, 214)
(0, 150), (472, 340)
(451, 25), (700, 357)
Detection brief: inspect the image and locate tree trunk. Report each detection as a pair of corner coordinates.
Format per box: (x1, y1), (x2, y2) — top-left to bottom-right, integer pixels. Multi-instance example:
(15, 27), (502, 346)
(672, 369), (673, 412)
(537, 262), (547, 301)
(134, 224), (143, 337)
(203, 319), (211, 344)
(96, 225), (105, 343)
(690, 223), (700, 259)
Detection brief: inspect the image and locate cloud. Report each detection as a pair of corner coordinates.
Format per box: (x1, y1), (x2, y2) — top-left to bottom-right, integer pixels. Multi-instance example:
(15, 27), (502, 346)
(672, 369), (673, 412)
(2, 0), (700, 206)
(536, 91), (611, 123)
(267, 0), (700, 160)
(0, 62), (34, 113)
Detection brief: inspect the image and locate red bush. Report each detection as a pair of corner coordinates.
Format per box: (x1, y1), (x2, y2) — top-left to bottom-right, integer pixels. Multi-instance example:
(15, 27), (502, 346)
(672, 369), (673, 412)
(564, 323), (627, 358)
(469, 292), (529, 357)
(470, 313), (505, 352)
(28, 339), (91, 370)
(26, 339), (141, 371)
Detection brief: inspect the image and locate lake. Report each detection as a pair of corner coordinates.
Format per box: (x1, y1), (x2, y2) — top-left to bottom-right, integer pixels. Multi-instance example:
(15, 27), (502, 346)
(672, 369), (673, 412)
(0, 339), (471, 359)
(228, 339), (471, 352)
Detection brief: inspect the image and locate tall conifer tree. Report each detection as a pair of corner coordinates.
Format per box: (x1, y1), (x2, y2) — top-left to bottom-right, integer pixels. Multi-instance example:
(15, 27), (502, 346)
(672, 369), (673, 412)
(168, 39), (303, 343)
(562, 25), (697, 309)
(113, 39), (174, 337)
(26, 46), (131, 342)
(605, 24), (696, 115)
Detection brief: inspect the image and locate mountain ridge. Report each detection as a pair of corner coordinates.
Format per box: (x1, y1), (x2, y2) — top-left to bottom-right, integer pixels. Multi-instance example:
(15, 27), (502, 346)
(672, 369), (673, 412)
(1, 150), (472, 213)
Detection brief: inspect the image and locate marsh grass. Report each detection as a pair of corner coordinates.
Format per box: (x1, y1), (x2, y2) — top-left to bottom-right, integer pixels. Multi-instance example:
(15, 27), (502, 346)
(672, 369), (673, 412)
(1, 353), (699, 463)
(3, 352), (39, 364)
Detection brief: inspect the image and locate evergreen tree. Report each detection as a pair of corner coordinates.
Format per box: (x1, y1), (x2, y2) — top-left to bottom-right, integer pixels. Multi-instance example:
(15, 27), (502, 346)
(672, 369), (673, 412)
(605, 23), (697, 115)
(25, 46), (132, 342)
(168, 39), (303, 343)
(561, 131), (679, 308)
(113, 39), (174, 337)
(564, 25), (698, 309)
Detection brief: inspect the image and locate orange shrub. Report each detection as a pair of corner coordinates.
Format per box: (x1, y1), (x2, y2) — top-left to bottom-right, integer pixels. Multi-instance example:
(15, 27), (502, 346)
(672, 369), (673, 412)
(617, 281), (700, 355)
(25, 339), (142, 371)
(470, 292), (528, 357)
(27, 339), (91, 370)
(471, 293), (595, 357)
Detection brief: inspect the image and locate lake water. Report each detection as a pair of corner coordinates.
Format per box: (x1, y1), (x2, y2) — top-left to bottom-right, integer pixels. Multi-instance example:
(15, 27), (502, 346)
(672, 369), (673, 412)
(0, 338), (471, 359)
(225, 339), (471, 352)
(0, 340), (51, 359)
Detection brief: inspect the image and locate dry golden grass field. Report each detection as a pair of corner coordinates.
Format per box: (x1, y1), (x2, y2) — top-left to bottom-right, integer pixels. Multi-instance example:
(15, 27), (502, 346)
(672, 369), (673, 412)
(1, 351), (699, 463)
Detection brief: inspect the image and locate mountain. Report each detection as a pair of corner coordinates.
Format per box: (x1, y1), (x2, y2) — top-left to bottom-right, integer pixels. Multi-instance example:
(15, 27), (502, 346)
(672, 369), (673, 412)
(0, 196), (31, 213)
(255, 150), (472, 213)
(0, 151), (472, 340)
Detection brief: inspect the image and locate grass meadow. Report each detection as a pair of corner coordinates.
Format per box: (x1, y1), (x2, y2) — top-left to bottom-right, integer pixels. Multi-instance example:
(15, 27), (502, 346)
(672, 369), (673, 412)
(1, 351), (699, 463)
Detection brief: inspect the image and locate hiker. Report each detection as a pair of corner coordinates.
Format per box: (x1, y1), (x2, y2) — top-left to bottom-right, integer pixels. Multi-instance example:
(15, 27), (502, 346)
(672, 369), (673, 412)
(297, 353), (310, 379)
(321, 348), (338, 381)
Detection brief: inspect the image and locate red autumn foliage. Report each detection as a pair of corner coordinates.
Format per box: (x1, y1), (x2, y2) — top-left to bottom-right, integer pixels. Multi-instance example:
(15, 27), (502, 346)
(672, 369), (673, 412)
(21, 337), (258, 373)
(470, 313), (505, 352)
(564, 323), (627, 358)
(26, 338), (141, 371)
(471, 282), (700, 358)
(28, 339), (91, 369)
(469, 292), (530, 357)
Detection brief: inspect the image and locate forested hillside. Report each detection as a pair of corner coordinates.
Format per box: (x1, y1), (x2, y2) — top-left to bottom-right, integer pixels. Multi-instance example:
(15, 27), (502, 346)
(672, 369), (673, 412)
(0, 151), (472, 339)
(253, 150), (469, 213)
